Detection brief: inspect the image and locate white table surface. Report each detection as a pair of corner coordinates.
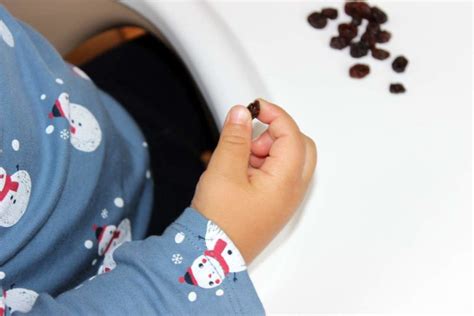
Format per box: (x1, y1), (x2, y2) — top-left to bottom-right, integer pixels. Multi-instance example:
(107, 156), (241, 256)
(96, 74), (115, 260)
(125, 1), (472, 313)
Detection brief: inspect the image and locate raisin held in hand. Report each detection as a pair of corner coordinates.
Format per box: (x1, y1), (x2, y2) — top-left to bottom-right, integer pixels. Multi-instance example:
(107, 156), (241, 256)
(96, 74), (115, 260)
(308, 12), (328, 29)
(350, 41), (370, 58)
(330, 36), (349, 49)
(371, 47), (390, 60)
(322, 8), (338, 20)
(338, 23), (358, 40)
(389, 83), (406, 94)
(370, 6), (388, 24)
(247, 100), (260, 119)
(376, 30), (391, 43)
(349, 64), (370, 78)
(392, 56), (409, 73)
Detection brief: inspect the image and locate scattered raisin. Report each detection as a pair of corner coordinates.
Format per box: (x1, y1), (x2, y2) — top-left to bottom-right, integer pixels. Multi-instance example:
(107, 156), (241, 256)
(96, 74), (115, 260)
(392, 56), (409, 73)
(366, 22), (380, 35)
(351, 16), (362, 26)
(361, 32), (376, 47)
(350, 41), (370, 58)
(247, 100), (260, 119)
(375, 30), (391, 43)
(349, 64), (370, 78)
(370, 6), (388, 24)
(389, 83), (406, 94)
(322, 8), (338, 20)
(371, 47), (390, 60)
(307, 12), (328, 29)
(306, 3), (408, 94)
(338, 23), (358, 40)
(330, 36), (349, 49)
(345, 2), (372, 19)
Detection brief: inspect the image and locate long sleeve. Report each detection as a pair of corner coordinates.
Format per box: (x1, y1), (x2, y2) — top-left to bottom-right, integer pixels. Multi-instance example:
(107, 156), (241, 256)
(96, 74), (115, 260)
(20, 208), (264, 315)
(0, 6), (263, 315)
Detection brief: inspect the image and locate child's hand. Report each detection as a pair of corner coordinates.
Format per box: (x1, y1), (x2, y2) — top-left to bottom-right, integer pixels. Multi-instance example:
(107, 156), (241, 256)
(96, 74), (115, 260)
(192, 99), (317, 263)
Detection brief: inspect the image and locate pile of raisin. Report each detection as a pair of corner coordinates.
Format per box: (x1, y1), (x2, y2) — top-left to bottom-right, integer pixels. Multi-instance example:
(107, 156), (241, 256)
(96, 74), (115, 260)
(307, 8), (338, 29)
(307, 1), (409, 94)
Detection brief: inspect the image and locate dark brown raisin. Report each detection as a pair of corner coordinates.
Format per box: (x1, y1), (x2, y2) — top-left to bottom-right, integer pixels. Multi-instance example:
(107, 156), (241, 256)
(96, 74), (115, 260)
(371, 47), (390, 60)
(247, 100), (260, 119)
(370, 6), (388, 24)
(351, 16), (362, 26)
(366, 22), (381, 35)
(392, 56), (409, 73)
(330, 36), (349, 49)
(349, 64), (370, 78)
(345, 2), (372, 19)
(338, 23), (358, 40)
(389, 83), (406, 94)
(361, 32), (376, 47)
(350, 41), (370, 58)
(375, 30), (391, 43)
(307, 12), (328, 29)
(321, 8), (338, 20)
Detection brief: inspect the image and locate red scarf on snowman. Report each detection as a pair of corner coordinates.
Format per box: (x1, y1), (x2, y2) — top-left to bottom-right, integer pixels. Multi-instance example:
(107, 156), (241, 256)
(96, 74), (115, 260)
(204, 239), (230, 275)
(0, 174), (19, 202)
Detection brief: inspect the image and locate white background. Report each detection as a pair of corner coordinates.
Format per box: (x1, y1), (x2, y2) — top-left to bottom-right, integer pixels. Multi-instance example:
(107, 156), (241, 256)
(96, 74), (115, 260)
(126, 1), (472, 314)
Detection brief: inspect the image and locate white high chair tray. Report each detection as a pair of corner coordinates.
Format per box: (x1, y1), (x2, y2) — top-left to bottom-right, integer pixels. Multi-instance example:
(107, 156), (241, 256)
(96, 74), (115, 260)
(122, 1), (472, 313)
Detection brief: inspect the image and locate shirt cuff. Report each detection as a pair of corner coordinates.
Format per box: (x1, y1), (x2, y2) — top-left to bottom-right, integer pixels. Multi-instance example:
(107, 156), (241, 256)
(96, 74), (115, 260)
(164, 207), (265, 315)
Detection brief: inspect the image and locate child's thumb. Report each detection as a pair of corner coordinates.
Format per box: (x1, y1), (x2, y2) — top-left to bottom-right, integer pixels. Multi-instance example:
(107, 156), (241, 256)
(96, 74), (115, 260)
(207, 105), (252, 181)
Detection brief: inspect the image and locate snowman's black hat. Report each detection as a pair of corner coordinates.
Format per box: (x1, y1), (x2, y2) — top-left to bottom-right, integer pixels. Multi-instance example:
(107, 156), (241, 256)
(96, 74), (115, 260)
(178, 270), (197, 286)
(48, 99), (66, 119)
(183, 272), (194, 285)
(95, 226), (104, 240)
(50, 104), (62, 117)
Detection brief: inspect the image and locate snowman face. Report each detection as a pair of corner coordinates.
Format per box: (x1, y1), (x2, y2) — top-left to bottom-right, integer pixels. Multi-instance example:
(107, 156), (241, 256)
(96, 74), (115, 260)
(99, 251), (117, 274)
(0, 170), (32, 227)
(57, 93), (71, 119)
(0, 20), (14, 47)
(69, 103), (102, 152)
(5, 288), (38, 314)
(97, 219), (132, 274)
(220, 240), (246, 273)
(0, 167), (6, 191)
(189, 255), (223, 289)
(97, 225), (117, 256)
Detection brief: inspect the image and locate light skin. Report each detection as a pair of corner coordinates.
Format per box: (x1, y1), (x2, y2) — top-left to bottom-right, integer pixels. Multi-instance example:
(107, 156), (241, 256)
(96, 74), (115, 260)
(192, 99), (317, 263)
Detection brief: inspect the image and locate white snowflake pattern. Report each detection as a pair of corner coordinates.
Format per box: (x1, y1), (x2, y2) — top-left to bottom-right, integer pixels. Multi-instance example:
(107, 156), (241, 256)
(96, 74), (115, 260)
(101, 208), (108, 219)
(171, 253), (183, 264)
(60, 129), (70, 140)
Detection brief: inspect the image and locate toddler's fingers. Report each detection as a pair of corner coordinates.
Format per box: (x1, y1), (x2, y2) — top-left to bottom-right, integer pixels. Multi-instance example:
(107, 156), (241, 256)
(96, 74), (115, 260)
(301, 134), (317, 185)
(251, 131), (273, 157)
(256, 99), (300, 137)
(249, 154), (266, 169)
(207, 105), (252, 181)
(255, 99), (305, 180)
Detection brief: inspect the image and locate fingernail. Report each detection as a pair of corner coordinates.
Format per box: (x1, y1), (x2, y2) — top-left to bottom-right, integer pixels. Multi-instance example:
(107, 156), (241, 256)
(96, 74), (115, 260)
(227, 106), (250, 125)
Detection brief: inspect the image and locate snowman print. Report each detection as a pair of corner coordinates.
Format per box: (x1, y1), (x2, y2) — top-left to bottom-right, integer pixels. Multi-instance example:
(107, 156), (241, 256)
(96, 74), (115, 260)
(48, 92), (102, 152)
(178, 221), (246, 289)
(0, 167), (32, 227)
(93, 218), (131, 274)
(0, 20), (14, 47)
(0, 287), (38, 315)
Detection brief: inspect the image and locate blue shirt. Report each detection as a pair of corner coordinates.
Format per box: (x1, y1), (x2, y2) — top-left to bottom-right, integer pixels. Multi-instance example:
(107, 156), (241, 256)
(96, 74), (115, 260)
(0, 6), (263, 315)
